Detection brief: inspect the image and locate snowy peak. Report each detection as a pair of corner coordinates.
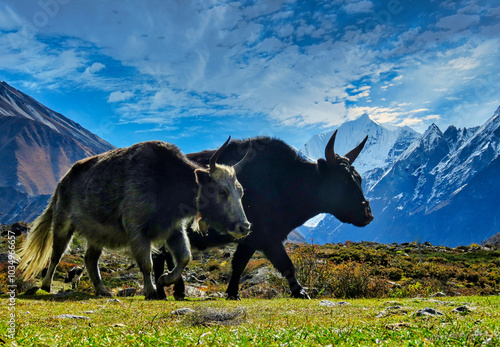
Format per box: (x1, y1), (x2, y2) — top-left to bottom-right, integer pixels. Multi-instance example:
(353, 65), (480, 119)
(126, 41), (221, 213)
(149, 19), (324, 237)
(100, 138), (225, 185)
(299, 113), (420, 174)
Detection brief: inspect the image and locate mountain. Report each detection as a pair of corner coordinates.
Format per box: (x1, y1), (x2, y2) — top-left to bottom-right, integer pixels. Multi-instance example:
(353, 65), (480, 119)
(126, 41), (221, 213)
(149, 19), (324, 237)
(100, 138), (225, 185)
(297, 114), (420, 243)
(300, 113), (420, 176)
(0, 81), (115, 223)
(299, 107), (500, 247)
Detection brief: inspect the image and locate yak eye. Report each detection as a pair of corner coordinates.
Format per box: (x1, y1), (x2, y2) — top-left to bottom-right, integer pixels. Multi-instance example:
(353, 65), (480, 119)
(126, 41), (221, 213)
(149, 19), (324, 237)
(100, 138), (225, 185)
(219, 188), (229, 200)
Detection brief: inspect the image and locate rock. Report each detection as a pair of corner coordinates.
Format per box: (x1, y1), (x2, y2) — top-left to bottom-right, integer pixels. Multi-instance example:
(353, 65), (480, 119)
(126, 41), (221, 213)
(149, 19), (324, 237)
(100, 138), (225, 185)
(431, 292), (446, 297)
(185, 285), (207, 298)
(319, 300), (350, 307)
(376, 310), (388, 318)
(452, 305), (472, 313)
(240, 285), (280, 299)
(208, 292), (226, 299)
(171, 308), (196, 316)
(54, 314), (90, 320)
(54, 291), (76, 298)
(105, 298), (121, 303)
(415, 308), (444, 316)
(385, 322), (412, 330)
(117, 288), (137, 297)
(246, 267), (273, 285)
(387, 305), (402, 310)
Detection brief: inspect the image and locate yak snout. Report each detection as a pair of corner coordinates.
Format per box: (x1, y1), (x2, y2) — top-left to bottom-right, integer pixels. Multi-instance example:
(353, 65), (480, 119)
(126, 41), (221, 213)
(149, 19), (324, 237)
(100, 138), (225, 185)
(229, 220), (252, 239)
(358, 200), (373, 226)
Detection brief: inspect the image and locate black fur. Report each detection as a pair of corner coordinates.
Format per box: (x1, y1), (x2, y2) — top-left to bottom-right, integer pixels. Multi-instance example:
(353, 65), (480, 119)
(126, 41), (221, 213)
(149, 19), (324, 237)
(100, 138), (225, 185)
(154, 136), (372, 299)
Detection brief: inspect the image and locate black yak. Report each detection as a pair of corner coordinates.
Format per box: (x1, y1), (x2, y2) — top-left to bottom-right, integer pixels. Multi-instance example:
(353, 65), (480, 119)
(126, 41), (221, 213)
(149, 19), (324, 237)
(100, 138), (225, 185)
(18, 137), (251, 299)
(154, 131), (373, 300)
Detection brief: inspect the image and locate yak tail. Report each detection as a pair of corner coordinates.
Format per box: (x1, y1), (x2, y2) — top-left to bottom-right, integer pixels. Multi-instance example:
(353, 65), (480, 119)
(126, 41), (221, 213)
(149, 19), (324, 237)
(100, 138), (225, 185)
(18, 198), (55, 279)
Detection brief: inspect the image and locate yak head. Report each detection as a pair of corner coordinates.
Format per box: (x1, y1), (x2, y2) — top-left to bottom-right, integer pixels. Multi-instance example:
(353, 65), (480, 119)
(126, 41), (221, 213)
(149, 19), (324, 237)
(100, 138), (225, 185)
(317, 130), (374, 227)
(194, 137), (252, 239)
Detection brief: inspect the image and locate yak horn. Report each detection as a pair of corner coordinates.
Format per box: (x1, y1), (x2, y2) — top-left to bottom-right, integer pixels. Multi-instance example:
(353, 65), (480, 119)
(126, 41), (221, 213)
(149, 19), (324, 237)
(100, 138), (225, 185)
(345, 136), (368, 164)
(324, 130), (338, 164)
(233, 143), (252, 174)
(210, 136), (231, 173)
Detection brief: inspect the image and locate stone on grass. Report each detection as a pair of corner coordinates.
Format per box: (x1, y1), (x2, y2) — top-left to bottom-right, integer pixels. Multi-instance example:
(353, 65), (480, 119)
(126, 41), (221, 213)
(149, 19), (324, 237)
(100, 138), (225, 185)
(54, 314), (90, 320)
(171, 308), (196, 316)
(319, 300), (350, 307)
(415, 308), (444, 316)
(452, 305), (472, 313)
(117, 288), (137, 297)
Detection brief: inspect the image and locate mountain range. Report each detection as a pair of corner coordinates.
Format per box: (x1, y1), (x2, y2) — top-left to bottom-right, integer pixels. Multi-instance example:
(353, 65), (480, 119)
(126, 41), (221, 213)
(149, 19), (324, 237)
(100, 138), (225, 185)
(0, 81), (114, 223)
(1, 81), (498, 246)
(298, 107), (500, 247)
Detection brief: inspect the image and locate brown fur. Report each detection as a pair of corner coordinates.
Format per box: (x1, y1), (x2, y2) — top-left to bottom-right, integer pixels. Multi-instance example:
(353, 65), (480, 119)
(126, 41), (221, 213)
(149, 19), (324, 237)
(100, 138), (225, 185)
(18, 141), (250, 299)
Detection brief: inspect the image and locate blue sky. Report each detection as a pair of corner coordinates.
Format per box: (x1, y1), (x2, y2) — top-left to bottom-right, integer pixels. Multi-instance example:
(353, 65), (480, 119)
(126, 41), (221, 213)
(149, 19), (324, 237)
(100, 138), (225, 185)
(1, 0), (499, 152)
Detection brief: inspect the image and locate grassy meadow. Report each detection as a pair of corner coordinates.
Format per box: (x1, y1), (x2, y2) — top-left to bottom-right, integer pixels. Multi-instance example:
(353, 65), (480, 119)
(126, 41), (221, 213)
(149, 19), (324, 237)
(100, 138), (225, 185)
(1, 229), (500, 346)
(1, 294), (500, 346)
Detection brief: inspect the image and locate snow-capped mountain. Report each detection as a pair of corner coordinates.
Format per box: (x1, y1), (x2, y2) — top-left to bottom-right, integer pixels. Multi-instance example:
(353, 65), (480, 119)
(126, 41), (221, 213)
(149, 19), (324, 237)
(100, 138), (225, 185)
(0, 81), (115, 223)
(300, 106), (500, 246)
(299, 113), (420, 175)
(297, 113), (420, 240)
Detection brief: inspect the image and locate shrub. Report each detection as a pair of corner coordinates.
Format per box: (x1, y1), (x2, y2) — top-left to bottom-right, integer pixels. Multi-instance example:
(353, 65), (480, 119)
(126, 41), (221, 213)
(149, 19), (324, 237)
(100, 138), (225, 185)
(328, 262), (372, 299)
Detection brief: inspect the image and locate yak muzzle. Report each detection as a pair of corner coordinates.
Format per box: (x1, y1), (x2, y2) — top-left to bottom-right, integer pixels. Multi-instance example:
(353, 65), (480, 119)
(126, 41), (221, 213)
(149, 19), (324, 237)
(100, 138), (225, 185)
(362, 200), (374, 224)
(228, 221), (252, 239)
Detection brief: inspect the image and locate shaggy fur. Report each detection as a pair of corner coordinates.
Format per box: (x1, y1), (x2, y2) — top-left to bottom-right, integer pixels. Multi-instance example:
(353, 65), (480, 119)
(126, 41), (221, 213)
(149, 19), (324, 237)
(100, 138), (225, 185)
(18, 141), (250, 299)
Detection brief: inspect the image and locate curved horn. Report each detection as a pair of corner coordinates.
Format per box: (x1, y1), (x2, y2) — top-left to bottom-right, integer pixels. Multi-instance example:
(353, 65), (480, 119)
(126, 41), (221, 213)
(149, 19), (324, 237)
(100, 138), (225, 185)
(345, 135), (368, 164)
(233, 142), (252, 174)
(210, 136), (231, 173)
(324, 130), (338, 164)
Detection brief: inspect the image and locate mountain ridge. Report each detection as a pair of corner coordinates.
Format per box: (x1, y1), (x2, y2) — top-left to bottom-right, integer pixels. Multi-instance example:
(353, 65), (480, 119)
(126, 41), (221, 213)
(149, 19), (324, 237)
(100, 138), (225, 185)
(298, 107), (500, 247)
(0, 81), (115, 223)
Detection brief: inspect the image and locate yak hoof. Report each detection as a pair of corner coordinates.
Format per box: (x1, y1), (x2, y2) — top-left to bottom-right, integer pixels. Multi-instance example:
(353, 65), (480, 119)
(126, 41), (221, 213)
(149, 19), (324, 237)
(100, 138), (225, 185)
(145, 291), (160, 300)
(226, 294), (241, 301)
(292, 288), (310, 299)
(174, 293), (186, 301)
(157, 289), (167, 300)
(96, 290), (112, 297)
(95, 285), (112, 297)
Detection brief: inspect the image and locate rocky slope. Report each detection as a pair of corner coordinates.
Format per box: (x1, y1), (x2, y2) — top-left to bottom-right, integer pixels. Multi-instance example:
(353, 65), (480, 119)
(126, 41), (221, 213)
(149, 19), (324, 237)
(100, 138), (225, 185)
(0, 81), (115, 223)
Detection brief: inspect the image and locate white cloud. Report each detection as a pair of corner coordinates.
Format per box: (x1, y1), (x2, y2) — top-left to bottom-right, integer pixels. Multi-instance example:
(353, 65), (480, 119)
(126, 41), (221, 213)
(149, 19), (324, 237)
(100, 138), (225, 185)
(85, 62), (105, 74)
(436, 14), (480, 32)
(1, 0), (499, 139)
(343, 1), (374, 14)
(108, 91), (133, 103)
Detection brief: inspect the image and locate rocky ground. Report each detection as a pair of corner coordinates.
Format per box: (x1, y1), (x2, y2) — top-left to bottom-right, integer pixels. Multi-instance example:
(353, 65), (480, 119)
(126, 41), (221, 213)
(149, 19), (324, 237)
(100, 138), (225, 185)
(1, 223), (499, 299)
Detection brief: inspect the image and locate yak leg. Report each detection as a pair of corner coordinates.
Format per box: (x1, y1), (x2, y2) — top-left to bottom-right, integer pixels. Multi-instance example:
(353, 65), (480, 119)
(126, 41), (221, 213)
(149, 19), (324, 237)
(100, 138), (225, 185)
(262, 242), (309, 299)
(226, 243), (255, 300)
(41, 221), (75, 292)
(152, 248), (167, 299)
(166, 251), (186, 301)
(129, 237), (158, 300)
(85, 244), (111, 297)
(153, 247), (186, 301)
(157, 229), (191, 289)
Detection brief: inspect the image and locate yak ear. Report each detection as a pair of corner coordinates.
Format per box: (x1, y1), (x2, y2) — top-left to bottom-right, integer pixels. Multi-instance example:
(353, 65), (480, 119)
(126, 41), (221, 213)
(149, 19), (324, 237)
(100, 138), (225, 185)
(317, 158), (329, 176)
(194, 169), (211, 185)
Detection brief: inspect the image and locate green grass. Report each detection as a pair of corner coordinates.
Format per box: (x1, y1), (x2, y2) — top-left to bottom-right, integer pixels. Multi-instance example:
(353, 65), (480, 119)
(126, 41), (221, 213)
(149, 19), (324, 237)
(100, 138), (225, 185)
(1, 295), (499, 346)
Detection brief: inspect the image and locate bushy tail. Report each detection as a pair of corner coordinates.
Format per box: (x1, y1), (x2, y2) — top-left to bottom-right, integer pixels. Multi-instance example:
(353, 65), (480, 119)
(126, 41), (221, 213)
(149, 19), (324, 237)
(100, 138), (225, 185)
(18, 198), (54, 279)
